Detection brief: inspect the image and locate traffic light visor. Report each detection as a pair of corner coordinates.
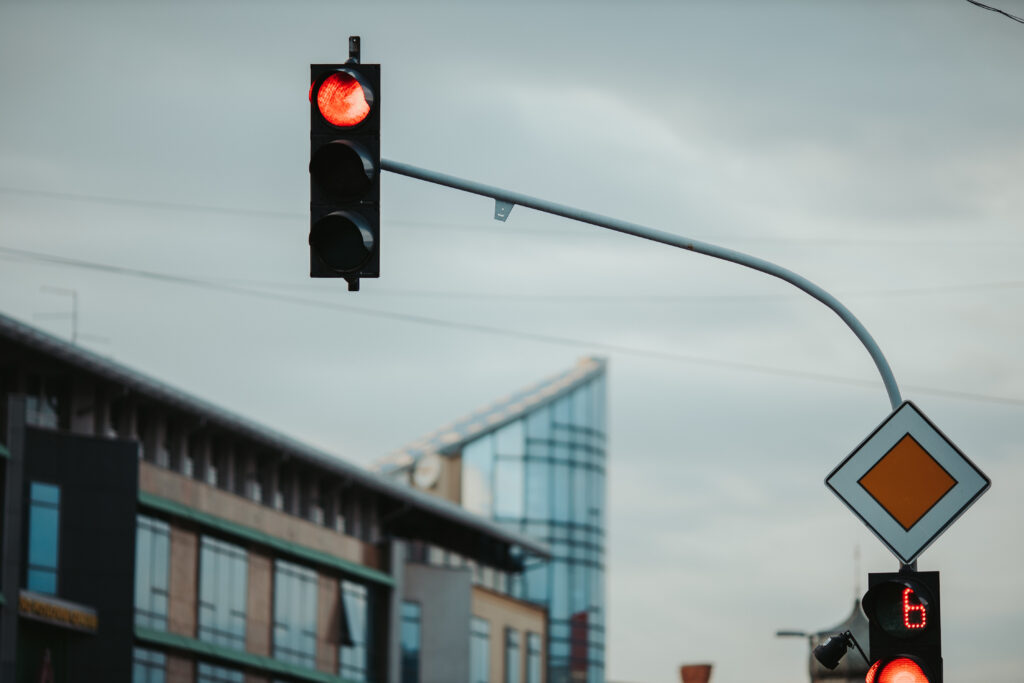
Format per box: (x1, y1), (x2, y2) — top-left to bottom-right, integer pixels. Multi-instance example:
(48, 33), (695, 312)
(316, 70), (372, 127)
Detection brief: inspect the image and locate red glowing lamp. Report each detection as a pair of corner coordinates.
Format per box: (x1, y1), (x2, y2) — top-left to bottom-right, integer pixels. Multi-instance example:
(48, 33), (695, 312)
(315, 70), (372, 127)
(865, 657), (930, 683)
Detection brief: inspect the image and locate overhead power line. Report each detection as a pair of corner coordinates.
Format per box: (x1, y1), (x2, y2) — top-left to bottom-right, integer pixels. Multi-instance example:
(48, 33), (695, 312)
(2, 185), (1023, 248)
(965, 0), (1024, 24)
(1, 245), (1021, 408)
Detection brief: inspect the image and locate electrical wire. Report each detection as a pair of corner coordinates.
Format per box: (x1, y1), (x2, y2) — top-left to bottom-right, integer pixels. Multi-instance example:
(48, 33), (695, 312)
(2, 185), (1022, 247)
(965, 0), (1024, 24)
(1, 245), (1021, 407)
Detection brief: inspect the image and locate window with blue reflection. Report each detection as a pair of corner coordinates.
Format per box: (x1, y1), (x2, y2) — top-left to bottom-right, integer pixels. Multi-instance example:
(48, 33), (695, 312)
(273, 559), (318, 669)
(135, 515), (170, 630)
(573, 466), (588, 523)
(197, 661), (244, 683)
(495, 420), (524, 456)
(340, 579), (374, 682)
(27, 482), (60, 594)
(524, 562), (548, 604)
(505, 628), (520, 683)
(400, 600), (420, 683)
(552, 464), (570, 522)
(526, 633), (542, 683)
(132, 647), (166, 683)
(461, 434), (495, 516)
(525, 460), (550, 520)
(199, 536), (247, 650)
(553, 394), (571, 424)
(494, 456), (524, 519)
(470, 616), (490, 683)
(525, 407), (550, 439)
(339, 581), (376, 683)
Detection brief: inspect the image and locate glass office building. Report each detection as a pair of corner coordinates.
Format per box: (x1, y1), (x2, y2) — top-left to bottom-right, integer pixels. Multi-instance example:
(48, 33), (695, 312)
(384, 357), (607, 683)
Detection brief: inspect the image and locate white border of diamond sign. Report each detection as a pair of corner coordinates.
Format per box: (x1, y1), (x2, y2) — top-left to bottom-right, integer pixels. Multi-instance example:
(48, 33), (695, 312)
(825, 400), (990, 565)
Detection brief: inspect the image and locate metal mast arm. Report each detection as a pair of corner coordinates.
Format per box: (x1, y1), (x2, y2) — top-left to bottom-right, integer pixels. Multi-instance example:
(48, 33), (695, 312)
(382, 158), (902, 410)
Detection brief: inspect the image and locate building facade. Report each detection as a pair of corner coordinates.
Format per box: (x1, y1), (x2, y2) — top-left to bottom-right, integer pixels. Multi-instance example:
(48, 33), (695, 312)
(0, 312), (549, 683)
(377, 358), (608, 683)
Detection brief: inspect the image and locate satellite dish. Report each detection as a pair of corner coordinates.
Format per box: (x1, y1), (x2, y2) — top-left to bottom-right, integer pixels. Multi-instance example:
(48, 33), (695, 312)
(413, 452), (443, 489)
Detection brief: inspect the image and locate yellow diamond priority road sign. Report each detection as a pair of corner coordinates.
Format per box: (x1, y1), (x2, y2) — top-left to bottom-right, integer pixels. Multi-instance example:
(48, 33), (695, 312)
(826, 401), (990, 565)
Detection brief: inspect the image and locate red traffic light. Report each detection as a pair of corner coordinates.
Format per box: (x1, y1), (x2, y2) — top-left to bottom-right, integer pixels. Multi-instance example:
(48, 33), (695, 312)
(865, 657), (929, 683)
(315, 70), (372, 127)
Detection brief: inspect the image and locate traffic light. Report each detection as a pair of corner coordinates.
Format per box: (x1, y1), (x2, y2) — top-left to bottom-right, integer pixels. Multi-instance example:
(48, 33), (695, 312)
(309, 36), (380, 291)
(862, 571), (942, 683)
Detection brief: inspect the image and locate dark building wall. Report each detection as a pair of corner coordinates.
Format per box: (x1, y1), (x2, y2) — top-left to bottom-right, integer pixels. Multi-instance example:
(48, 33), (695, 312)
(22, 427), (138, 683)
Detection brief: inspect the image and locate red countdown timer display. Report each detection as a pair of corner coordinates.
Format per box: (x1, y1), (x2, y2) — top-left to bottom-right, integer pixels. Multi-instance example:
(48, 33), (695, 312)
(863, 580), (932, 639)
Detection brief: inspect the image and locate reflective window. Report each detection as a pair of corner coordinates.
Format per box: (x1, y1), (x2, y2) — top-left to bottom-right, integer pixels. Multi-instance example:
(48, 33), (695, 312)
(274, 560), (318, 669)
(470, 617), (490, 683)
(132, 647), (166, 683)
(135, 515), (170, 630)
(198, 536), (248, 650)
(495, 420), (524, 456)
(400, 600), (420, 683)
(494, 455), (524, 519)
(340, 579), (373, 681)
(26, 482), (60, 594)
(459, 370), (607, 683)
(461, 435), (494, 516)
(526, 632), (542, 683)
(505, 628), (520, 683)
(525, 459), (550, 520)
(197, 662), (244, 683)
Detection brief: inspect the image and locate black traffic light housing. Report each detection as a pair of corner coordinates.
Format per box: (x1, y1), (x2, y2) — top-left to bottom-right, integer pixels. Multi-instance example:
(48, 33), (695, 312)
(863, 570), (942, 682)
(309, 37), (380, 291)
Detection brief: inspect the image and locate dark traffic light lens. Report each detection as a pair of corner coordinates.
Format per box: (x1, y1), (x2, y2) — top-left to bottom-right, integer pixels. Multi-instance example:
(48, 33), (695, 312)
(309, 141), (374, 201)
(316, 70), (371, 127)
(309, 212), (374, 273)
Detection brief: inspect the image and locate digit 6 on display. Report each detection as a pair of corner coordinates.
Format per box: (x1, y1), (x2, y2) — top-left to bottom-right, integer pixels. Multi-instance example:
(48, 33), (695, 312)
(862, 571), (942, 683)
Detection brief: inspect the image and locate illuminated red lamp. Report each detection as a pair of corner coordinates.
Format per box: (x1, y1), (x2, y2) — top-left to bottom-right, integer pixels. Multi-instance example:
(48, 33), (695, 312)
(315, 70), (372, 127)
(865, 657), (930, 683)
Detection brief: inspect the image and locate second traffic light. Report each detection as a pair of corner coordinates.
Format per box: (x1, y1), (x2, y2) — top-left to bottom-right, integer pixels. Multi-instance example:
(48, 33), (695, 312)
(309, 39), (380, 291)
(862, 570), (942, 683)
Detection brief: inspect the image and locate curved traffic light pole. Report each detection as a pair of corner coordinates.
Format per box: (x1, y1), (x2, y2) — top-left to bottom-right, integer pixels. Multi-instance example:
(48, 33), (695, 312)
(382, 158), (903, 412)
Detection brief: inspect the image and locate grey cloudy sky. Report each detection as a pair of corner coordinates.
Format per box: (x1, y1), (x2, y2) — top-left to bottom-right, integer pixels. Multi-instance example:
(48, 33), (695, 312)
(2, 1), (1023, 681)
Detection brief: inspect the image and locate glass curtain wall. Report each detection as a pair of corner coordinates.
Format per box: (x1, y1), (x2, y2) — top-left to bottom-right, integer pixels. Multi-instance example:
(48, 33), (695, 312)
(460, 373), (607, 683)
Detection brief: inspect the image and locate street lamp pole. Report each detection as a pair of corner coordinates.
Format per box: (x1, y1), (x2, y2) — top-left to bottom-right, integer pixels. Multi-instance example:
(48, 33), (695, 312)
(382, 159), (903, 411)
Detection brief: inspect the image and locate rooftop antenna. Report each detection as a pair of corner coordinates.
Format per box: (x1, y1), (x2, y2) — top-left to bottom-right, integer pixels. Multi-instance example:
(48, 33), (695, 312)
(35, 286), (108, 346)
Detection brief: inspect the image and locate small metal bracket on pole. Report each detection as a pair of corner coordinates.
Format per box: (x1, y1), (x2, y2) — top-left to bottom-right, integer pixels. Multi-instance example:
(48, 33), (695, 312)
(348, 36), (361, 64)
(494, 200), (514, 222)
(381, 158), (904, 411)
